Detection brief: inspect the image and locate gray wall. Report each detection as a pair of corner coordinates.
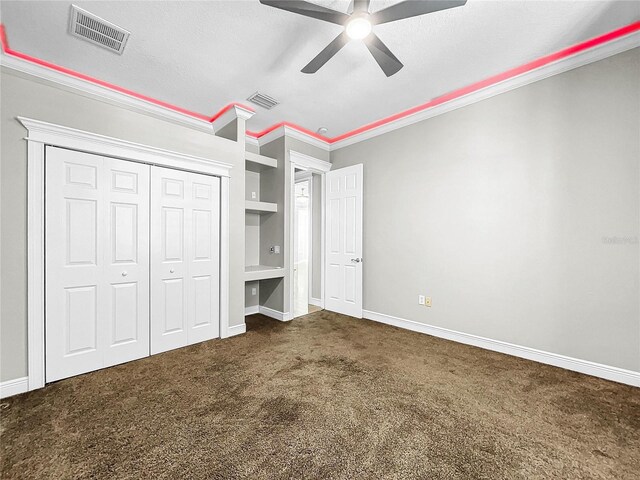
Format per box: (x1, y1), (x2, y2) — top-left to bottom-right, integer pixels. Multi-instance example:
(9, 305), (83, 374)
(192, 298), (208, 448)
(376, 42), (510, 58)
(330, 48), (640, 372)
(0, 68), (247, 382)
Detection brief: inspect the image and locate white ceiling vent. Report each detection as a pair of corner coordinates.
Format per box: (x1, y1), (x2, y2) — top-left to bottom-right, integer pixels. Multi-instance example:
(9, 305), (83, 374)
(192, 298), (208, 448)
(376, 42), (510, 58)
(69, 5), (130, 54)
(247, 92), (279, 110)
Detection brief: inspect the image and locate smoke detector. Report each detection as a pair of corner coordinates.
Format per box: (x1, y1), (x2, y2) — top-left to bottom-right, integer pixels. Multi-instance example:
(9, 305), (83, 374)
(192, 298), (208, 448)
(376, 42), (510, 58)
(69, 5), (130, 54)
(247, 92), (279, 110)
(317, 127), (328, 135)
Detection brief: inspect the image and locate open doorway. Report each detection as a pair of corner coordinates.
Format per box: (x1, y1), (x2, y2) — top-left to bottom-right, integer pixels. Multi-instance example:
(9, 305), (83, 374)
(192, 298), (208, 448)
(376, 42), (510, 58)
(293, 171), (322, 318)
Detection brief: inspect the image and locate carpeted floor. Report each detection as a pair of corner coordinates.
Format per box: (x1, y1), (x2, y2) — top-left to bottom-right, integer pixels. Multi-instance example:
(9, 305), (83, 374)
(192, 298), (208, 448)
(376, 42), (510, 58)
(1, 311), (639, 479)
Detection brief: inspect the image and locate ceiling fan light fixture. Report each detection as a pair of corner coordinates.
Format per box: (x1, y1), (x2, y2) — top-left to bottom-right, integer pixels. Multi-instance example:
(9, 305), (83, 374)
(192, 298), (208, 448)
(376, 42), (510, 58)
(345, 17), (372, 40)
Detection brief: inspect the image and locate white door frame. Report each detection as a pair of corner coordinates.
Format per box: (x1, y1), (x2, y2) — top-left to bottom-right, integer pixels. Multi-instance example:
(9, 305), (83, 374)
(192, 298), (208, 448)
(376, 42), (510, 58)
(293, 173), (313, 315)
(19, 117), (233, 392)
(288, 151), (331, 316)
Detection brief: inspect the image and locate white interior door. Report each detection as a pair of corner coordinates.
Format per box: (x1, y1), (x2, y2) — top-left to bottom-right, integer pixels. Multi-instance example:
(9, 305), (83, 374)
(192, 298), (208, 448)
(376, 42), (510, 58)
(151, 167), (220, 354)
(45, 147), (150, 382)
(324, 164), (363, 318)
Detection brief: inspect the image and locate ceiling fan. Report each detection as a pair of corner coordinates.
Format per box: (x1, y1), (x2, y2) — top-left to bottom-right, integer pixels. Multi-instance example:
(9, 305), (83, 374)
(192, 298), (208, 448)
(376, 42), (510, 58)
(259, 0), (467, 77)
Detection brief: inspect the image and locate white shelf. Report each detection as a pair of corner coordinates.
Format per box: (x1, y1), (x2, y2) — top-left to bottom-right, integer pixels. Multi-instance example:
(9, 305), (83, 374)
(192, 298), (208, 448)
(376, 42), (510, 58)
(246, 152), (277, 172)
(245, 265), (285, 282)
(246, 200), (277, 214)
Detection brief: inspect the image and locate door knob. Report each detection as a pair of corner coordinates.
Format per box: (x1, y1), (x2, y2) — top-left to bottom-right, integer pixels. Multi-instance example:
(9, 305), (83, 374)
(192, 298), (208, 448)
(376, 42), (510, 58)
(170, 268), (175, 273)
(121, 271), (128, 277)
(350, 258), (362, 263)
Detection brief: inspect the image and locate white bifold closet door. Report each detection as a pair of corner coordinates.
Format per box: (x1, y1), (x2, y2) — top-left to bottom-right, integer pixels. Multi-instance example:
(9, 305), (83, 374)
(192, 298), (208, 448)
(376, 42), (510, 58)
(151, 166), (220, 354)
(45, 147), (150, 382)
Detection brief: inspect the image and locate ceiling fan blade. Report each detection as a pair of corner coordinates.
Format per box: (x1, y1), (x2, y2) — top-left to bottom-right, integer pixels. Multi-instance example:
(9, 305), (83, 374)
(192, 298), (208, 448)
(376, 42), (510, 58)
(370, 0), (467, 25)
(365, 33), (403, 77)
(302, 32), (350, 74)
(353, 0), (371, 13)
(259, 0), (350, 25)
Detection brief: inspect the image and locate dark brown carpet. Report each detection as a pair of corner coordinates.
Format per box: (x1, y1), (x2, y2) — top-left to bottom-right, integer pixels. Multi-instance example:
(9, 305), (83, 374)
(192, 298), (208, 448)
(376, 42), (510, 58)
(1, 311), (639, 479)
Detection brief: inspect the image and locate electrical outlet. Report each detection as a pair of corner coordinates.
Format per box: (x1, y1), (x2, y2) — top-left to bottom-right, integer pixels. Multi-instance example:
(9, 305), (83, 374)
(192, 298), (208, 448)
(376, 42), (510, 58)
(251, 191), (257, 199)
(418, 295), (425, 305)
(274, 245), (280, 254)
(251, 287), (257, 296)
(425, 297), (432, 307)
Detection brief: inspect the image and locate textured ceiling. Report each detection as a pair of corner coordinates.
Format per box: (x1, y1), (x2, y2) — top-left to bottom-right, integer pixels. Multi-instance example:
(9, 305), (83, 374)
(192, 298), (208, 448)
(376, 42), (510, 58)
(1, 1), (638, 137)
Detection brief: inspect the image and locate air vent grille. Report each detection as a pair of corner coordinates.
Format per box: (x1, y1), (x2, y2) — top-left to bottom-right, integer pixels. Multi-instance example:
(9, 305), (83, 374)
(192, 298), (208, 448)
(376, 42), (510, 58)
(247, 92), (279, 110)
(69, 5), (130, 54)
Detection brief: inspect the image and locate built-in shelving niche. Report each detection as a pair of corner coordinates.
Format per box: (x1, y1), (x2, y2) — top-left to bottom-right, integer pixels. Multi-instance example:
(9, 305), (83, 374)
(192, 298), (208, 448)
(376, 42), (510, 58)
(245, 151), (284, 312)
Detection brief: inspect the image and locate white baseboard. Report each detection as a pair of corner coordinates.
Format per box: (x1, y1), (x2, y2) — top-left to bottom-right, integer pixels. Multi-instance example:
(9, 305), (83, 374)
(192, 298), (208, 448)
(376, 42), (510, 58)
(258, 306), (292, 322)
(0, 376), (29, 399)
(227, 323), (247, 337)
(363, 310), (640, 388)
(310, 297), (323, 308)
(244, 305), (259, 316)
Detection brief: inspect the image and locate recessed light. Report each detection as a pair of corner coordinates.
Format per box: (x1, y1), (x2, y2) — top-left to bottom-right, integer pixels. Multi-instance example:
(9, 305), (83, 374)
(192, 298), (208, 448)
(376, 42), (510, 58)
(316, 127), (328, 135)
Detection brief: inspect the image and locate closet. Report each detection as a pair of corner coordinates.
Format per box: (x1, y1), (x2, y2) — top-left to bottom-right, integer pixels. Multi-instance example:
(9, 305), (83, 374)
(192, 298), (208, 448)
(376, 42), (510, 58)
(45, 146), (221, 382)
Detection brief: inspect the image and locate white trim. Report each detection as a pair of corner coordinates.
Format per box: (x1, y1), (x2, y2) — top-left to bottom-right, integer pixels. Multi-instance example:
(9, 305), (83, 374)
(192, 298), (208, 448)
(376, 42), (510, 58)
(211, 105), (255, 133)
(0, 377), (29, 399)
(257, 125), (331, 152)
(219, 177), (231, 339)
(331, 30), (640, 150)
(4, 29), (637, 152)
(248, 126), (331, 152)
(288, 151), (330, 319)
(1, 54), (215, 133)
(320, 173), (325, 308)
(293, 176), (314, 309)
(245, 135), (260, 148)
(234, 106), (255, 122)
(290, 150), (332, 173)
(258, 306), (292, 322)
(363, 310), (640, 388)
(18, 117), (233, 177)
(245, 305), (260, 316)
(20, 117), (234, 391)
(227, 323), (247, 337)
(284, 126), (330, 152)
(27, 138), (45, 391)
(309, 297), (323, 308)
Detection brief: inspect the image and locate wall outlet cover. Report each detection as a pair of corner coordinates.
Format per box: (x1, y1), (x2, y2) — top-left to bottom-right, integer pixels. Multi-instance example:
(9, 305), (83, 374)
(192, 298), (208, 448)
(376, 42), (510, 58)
(251, 288), (257, 295)
(251, 191), (257, 199)
(418, 295), (425, 305)
(425, 297), (432, 307)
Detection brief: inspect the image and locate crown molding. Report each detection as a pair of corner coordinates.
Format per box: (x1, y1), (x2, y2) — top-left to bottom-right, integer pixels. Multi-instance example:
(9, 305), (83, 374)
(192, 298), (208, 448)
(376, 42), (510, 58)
(2, 22), (637, 153)
(245, 135), (260, 147)
(0, 53), (219, 134)
(210, 104), (255, 132)
(245, 124), (331, 152)
(329, 28), (640, 150)
(284, 125), (331, 151)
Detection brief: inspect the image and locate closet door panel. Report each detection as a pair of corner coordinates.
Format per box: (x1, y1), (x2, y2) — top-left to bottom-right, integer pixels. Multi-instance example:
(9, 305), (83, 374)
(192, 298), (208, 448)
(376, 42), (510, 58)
(103, 158), (150, 367)
(188, 176), (220, 344)
(46, 148), (151, 382)
(151, 167), (220, 353)
(46, 148), (105, 381)
(151, 168), (189, 353)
